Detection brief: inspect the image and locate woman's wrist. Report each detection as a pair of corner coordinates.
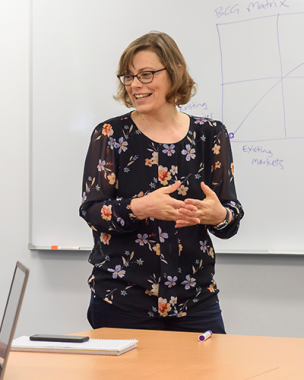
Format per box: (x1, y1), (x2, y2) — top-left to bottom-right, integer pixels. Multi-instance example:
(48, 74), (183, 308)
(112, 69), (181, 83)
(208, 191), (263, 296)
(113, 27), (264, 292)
(227, 208), (233, 224)
(130, 197), (148, 220)
(213, 208), (232, 230)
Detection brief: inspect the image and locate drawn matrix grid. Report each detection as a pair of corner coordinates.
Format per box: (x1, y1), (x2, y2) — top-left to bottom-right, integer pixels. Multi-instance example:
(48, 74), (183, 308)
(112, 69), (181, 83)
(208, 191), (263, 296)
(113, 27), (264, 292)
(217, 12), (304, 142)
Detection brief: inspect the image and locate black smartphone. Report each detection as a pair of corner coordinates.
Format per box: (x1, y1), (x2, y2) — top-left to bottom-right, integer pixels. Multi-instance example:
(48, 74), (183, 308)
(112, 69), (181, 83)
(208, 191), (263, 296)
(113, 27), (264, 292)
(29, 334), (89, 343)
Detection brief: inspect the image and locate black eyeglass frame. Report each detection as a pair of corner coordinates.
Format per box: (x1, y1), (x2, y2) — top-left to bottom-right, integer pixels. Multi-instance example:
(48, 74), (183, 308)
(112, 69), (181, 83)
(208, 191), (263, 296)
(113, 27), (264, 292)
(117, 68), (167, 86)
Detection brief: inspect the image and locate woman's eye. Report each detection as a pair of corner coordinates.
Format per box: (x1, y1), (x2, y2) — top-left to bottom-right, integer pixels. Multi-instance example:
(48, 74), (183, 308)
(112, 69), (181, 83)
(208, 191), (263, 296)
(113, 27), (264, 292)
(141, 72), (151, 78)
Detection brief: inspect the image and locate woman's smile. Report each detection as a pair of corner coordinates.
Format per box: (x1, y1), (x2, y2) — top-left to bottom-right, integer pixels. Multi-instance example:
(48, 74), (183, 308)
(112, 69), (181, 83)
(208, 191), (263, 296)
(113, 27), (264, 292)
(133, 93), (152, 100)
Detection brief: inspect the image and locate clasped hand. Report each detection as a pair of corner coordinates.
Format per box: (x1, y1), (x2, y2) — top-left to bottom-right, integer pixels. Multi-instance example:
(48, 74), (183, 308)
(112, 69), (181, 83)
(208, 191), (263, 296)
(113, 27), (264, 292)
(130, 181), (226, 228)
(175, 182), (226, 228)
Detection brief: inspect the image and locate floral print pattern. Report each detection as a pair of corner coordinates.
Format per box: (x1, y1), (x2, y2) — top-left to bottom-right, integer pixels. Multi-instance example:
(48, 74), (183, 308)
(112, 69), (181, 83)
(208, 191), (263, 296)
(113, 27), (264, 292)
(80, 112), (244, 318)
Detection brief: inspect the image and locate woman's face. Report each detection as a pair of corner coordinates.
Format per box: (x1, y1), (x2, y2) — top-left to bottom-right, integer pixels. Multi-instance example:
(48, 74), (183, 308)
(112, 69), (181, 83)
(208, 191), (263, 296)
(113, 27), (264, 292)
(126, 50), (172, 116)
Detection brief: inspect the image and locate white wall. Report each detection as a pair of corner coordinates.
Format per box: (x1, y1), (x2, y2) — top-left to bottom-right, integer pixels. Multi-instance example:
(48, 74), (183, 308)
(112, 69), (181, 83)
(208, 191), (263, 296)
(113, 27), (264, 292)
(216, 253), (304, 337)
(0, 0), (91, 336)
(0, 0), (303, 339)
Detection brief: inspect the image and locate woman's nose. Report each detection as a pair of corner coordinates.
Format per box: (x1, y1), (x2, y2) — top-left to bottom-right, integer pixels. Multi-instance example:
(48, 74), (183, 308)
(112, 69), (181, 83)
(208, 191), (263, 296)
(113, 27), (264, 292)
(131, 75), (142, 87)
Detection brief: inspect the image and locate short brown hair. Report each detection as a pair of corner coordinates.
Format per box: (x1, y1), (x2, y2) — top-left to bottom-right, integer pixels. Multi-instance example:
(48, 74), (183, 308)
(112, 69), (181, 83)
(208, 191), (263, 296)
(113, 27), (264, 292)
(114, 31), (197, 108)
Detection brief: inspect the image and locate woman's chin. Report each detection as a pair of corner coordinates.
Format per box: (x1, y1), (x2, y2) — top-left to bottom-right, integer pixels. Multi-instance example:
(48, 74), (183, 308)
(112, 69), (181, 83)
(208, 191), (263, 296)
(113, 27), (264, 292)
(134, 104), (153, 115)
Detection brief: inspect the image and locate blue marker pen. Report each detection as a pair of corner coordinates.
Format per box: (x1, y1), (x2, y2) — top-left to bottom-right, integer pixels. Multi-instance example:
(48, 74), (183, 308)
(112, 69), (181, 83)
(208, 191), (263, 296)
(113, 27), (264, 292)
(198, 330), (212, 342)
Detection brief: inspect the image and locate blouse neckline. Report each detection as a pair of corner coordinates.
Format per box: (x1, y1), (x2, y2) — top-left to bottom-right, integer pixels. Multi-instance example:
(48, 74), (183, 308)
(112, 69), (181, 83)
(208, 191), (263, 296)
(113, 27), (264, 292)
(128, 111), (192, 145)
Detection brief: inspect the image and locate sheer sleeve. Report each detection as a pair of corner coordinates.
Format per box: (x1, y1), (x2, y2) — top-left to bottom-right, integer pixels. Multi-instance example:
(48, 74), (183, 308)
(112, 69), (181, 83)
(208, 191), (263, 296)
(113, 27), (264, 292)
(79, 122), (139, 235)
(208, 121), (244, 239)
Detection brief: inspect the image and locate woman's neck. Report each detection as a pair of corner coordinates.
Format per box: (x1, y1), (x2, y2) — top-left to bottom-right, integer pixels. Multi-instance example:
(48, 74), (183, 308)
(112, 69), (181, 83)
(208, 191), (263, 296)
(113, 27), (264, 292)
(131, 108), (190, 144)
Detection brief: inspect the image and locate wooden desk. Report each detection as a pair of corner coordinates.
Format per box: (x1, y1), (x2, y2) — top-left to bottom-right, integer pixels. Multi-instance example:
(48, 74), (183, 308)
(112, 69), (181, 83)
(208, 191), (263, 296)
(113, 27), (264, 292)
(5, 329), (304, 379)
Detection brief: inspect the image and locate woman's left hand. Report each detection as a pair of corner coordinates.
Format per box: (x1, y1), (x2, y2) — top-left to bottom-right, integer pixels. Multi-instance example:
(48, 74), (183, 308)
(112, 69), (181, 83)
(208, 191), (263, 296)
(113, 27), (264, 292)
(175, 182), (227, 228)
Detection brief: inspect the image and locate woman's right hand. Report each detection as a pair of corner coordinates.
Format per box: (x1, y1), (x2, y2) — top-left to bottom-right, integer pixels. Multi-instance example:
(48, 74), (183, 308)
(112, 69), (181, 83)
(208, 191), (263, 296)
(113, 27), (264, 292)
(130, 181), (198, 223)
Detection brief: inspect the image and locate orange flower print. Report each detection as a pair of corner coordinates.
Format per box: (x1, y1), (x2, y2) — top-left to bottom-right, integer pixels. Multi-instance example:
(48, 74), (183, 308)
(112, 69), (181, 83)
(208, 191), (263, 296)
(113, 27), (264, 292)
(208, 247), (214, 259)
(212, 144), (221, 155)
(153, 243), (161, 256)
(145, 152), (158, 167)
(145, 158), (153, 167)
(215, 161), (221, 169)
(158, 297), (172, 317)
(101, 204), (112, 220)
(177, 311), (187, 318)
(158, 165), (172, 185)
(100, 232), (111, 245)
(178, 243), (183, 256)
(207, 280), (216, 293)
(102, 123), (114, 137)
(107, 173), (116, 185)
(145, 283), (159, 297)
(231, 162), (234, 176)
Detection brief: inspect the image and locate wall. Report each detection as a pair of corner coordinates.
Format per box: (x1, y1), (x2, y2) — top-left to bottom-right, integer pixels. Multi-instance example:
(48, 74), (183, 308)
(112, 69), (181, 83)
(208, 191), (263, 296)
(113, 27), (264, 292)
(0, 0), (91, 336)
(0, 0), (303, 339)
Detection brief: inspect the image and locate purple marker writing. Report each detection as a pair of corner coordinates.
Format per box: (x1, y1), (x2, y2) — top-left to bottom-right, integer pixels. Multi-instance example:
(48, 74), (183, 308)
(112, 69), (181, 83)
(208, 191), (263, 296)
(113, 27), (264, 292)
(198, 330), (212, 342)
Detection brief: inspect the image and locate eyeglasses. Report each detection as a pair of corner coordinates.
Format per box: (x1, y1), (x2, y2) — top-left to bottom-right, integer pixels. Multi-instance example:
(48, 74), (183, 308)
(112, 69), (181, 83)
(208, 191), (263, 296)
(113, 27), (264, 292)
(117, 68), (167, 86)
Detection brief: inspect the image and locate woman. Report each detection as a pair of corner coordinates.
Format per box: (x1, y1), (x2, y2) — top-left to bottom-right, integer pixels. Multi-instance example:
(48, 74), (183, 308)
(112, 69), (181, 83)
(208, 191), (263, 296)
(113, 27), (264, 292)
(80, 31), (244, 333)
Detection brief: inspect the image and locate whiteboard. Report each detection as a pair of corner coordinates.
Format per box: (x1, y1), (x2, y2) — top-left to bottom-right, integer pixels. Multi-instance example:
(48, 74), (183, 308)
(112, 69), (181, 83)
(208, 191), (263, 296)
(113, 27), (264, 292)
(30, 0), (304, 253)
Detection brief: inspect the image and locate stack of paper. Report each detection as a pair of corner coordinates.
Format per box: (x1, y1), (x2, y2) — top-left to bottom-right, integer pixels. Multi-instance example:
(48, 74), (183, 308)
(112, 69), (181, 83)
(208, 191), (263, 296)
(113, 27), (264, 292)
(12, 336), (138, 356)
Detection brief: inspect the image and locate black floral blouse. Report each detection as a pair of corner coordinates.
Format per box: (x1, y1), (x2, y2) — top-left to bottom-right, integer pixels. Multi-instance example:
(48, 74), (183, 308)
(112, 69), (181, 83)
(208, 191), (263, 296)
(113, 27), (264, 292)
(80, 112), (244, 318)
